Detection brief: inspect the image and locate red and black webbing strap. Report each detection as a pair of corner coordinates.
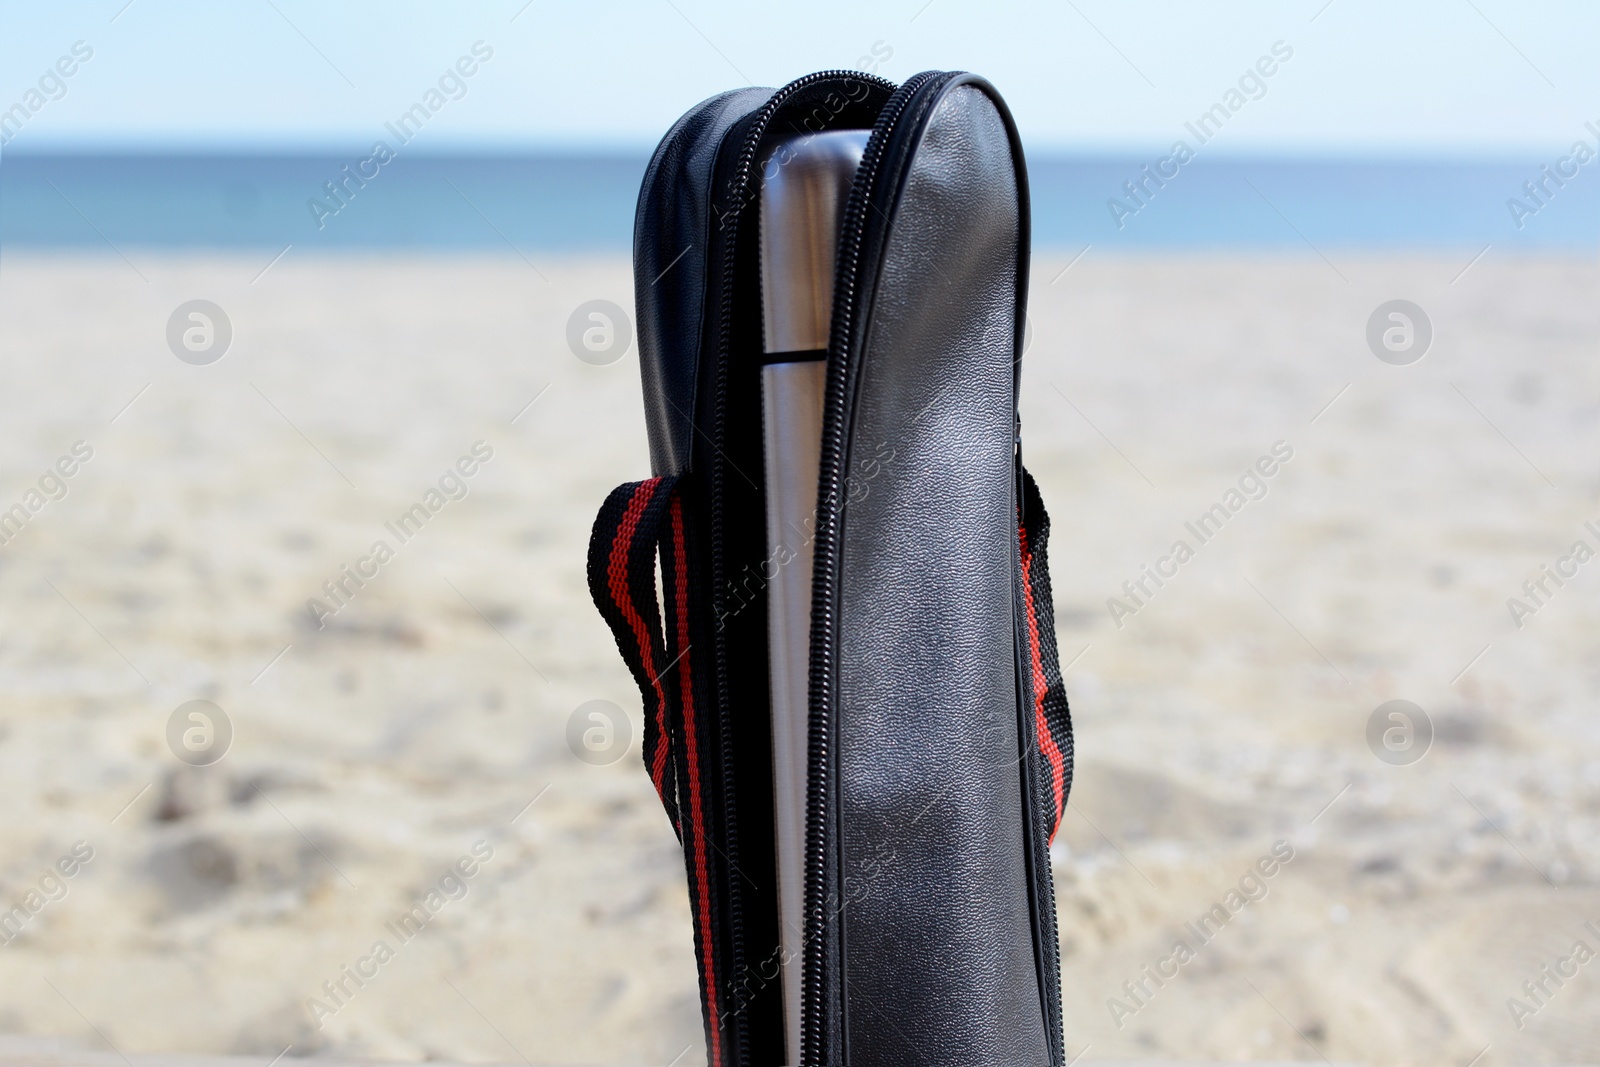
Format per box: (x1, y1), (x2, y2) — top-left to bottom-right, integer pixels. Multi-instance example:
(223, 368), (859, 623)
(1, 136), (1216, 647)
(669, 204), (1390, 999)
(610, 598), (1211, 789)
(588, 477), (683, 835)
(1019, 466), (1075, 841)
(587, 476), (727, 1067)
(659, 492), (727, 1067)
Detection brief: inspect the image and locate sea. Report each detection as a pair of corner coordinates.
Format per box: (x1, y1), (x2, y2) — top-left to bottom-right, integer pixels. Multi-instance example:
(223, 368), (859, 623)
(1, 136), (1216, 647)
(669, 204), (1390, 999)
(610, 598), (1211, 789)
(1, 152), (1595, 252)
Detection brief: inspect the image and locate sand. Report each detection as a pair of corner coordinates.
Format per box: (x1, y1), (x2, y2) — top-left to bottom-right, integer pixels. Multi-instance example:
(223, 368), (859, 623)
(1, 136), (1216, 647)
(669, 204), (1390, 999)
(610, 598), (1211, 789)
(0, 249), (1594, 1066)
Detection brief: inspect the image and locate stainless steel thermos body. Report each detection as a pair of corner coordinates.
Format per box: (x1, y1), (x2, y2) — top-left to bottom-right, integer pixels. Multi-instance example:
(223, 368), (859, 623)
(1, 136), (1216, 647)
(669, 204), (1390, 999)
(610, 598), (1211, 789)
(758, 128), (869, 1067)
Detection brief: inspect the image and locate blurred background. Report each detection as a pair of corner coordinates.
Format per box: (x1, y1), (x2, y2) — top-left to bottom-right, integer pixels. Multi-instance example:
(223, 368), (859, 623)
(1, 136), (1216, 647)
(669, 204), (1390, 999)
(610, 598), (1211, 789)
(0, 2), (1596, 1064)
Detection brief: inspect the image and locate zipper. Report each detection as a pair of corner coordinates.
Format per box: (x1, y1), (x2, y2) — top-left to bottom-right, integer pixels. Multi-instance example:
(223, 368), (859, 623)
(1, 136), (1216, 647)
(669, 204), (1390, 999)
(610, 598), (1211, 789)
(799, 68), (955, 1065)
(704, 69), (894, 1064)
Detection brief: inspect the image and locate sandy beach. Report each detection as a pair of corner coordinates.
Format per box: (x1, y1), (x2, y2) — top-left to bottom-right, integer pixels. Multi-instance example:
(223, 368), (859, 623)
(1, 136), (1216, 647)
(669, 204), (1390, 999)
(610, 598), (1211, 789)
(0, 249), (1594, 1066)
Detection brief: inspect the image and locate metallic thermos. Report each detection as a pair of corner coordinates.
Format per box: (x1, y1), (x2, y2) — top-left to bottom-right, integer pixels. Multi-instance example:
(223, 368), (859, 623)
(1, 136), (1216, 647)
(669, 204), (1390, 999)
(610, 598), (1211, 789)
(758, 128), (868, 1066)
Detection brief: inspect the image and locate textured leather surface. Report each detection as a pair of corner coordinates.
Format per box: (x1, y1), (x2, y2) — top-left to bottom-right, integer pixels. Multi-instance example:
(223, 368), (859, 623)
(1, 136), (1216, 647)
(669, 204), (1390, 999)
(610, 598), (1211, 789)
(634, 86), (772, 478)
(834, 83), (1048, 1064)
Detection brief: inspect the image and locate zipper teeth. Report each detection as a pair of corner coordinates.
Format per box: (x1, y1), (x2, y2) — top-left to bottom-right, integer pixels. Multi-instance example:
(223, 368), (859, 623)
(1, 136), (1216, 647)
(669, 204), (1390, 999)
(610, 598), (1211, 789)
(799, 69), (948, 1065)
(1045, 821), (1065, 1056)
(705, 69), (894, 1065)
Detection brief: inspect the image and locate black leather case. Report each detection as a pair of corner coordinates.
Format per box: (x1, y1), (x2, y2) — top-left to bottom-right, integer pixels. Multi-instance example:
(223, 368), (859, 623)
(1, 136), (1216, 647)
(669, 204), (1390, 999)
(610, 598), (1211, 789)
(600, 69), (1074, 1067)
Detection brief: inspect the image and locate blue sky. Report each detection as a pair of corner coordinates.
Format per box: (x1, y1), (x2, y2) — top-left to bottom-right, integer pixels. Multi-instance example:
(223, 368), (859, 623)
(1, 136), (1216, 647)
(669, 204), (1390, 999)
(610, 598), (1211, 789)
(2, 0), (1597, 155)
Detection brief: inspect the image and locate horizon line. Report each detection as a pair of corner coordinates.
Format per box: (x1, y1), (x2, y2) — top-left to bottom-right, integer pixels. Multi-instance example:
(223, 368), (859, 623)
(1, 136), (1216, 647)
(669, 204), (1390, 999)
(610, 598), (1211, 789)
(0, 143), (1578, 163)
